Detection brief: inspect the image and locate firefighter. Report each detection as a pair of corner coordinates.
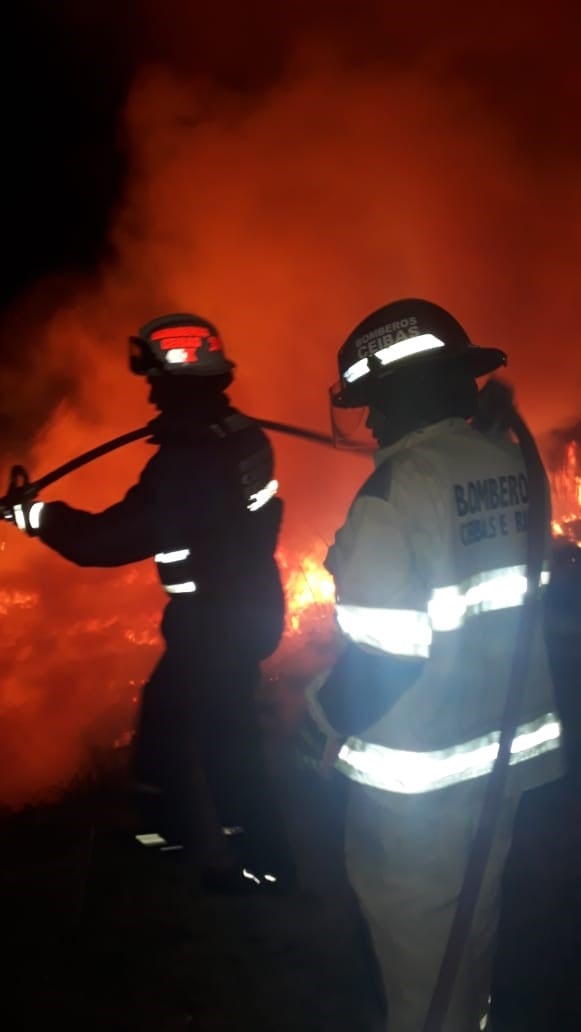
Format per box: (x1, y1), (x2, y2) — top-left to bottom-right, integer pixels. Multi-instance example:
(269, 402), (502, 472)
(305, 299), (563, 1030)
(7, 312), (295, 893)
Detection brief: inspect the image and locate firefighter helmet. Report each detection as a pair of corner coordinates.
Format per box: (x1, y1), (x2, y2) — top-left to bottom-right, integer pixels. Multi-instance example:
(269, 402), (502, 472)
(129, 313), (235, 377)
(331, 299), (506, 409)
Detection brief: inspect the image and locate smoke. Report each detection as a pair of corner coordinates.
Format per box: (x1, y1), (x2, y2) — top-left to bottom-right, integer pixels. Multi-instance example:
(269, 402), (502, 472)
(1, 2), (581, 806)
(7, 2), (581, 436)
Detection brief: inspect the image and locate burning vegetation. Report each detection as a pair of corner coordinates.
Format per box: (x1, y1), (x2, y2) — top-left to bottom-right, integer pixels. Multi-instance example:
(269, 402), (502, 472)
(545, 432), (581, 544)
(0, 482), (340, 810)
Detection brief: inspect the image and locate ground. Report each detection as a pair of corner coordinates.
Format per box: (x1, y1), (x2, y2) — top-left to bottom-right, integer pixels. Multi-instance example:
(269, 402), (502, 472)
(1, 752), (581, 1031)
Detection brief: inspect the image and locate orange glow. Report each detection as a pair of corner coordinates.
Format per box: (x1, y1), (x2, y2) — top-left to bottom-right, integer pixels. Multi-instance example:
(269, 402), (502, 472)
(0, 589), (39, 615)
(0, 527), (337, 808)
(1, 44), (580, 809)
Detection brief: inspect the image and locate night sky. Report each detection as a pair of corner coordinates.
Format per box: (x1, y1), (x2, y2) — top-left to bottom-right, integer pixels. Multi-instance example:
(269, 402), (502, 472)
(2, 4), (127, 309)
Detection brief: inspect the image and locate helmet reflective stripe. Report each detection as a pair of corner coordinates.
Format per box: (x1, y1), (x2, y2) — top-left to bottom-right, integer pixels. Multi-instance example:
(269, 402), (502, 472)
(343, 333), (446, 383)
(150, 323), (222, 368)
(165, 348), (191, 364)
(336, 564), (550, 658)
(247, 478), (278, 512)
(154, 549), (190, 563)
(336, 712), (561, 794)
(131, 312), (234, 377)
(165, 581), (197, 594)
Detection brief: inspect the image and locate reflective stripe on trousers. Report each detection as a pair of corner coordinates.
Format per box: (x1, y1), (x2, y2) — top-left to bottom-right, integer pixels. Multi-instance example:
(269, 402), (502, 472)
(337, 711), (561, 794)
(335, 564), (551, 659)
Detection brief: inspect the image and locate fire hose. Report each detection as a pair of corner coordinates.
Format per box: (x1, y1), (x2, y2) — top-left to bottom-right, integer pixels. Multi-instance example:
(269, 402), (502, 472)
(422, 396), (549, 1031)
(0, 418), (371, 516)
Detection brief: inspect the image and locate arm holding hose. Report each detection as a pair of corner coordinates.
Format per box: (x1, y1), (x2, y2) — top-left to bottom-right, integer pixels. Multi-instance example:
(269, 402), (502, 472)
(2, 452), (161, 566)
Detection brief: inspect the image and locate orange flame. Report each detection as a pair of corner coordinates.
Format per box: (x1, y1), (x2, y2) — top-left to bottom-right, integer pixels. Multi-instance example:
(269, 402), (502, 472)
(277, 546), (335, 633)
(549, 440), (581, 544)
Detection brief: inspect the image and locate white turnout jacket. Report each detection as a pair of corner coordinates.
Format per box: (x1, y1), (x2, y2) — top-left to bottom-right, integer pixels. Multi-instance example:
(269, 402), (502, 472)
(325, 418), (562, 796)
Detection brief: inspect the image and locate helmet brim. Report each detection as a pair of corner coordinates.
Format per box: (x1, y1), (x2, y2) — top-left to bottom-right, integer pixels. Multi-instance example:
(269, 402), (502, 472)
(463, 345), (507, 378)
(147, 359), (236, 378)
(332, 345), (507, 408)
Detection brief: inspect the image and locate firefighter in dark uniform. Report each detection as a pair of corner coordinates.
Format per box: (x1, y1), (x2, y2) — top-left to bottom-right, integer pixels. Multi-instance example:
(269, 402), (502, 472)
(8, 313), (295, 892)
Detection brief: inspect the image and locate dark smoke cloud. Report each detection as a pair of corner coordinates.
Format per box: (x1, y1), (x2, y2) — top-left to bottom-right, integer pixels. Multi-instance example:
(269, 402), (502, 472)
(48, 0), (581, 151)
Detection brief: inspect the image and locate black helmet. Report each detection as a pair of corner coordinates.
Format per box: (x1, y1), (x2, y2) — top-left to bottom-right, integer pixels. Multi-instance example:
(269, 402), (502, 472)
(331, 299), (506, 409)
(129, 312), (235, 378)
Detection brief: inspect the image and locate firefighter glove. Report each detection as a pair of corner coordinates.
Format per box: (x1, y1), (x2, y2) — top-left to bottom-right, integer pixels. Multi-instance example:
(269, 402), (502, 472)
(5, 499), (45, 536)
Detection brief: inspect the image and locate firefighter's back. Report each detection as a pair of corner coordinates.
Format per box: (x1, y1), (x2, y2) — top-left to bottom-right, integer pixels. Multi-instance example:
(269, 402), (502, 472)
(362, 418), (562, 796)
(151, 408), (285, 660)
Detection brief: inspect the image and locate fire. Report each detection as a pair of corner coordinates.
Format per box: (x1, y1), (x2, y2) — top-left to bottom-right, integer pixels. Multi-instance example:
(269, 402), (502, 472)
(548, 440), (581, 545)
(277, 546), (335, 633)
(0, 589), (39, 615)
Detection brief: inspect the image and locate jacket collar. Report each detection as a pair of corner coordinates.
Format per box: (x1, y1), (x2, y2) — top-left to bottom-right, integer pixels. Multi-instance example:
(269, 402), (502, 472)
(374, 418), (467, 468)
(147, 402), (234, 444)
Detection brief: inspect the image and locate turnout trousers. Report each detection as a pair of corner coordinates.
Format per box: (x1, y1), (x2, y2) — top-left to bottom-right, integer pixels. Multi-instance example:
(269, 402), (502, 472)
(345, 780), (519, 1032)
(133, 646), (293, 875)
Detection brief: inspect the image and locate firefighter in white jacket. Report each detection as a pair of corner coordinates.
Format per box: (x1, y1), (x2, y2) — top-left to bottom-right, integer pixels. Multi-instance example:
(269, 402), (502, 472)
(308, 299), (562, 1031)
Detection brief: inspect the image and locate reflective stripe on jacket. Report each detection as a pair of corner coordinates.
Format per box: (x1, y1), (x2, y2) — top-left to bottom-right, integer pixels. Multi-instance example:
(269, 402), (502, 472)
(153, 475), (279, 596)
